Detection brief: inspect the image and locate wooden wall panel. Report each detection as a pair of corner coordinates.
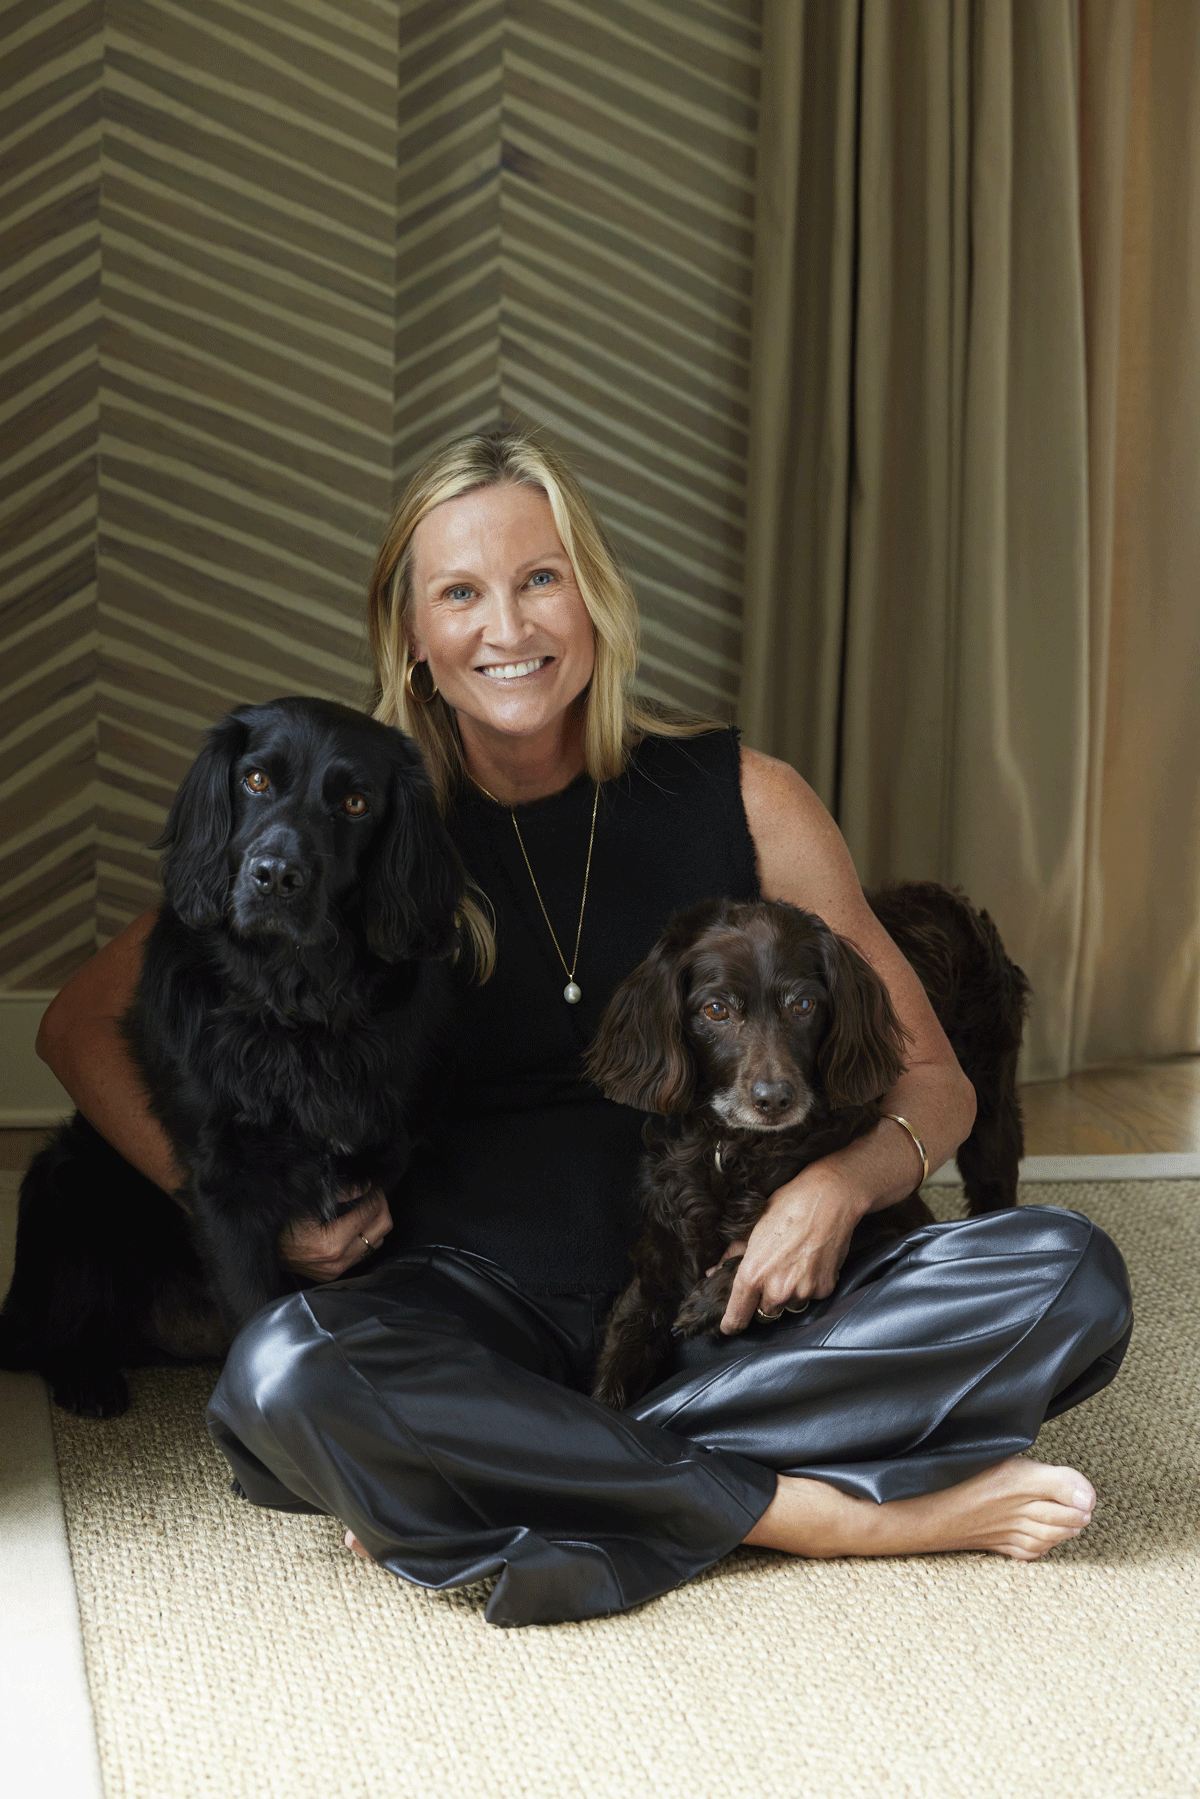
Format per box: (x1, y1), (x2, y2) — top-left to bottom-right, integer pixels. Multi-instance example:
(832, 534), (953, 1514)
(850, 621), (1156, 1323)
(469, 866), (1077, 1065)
(499, 0), (760, 714)
(396, 0), (503, 472)
(2, 0), (761, 989)
(94, 0), (400, 940)
(393, 0), (761, 712)
(0, 0), (102, 988)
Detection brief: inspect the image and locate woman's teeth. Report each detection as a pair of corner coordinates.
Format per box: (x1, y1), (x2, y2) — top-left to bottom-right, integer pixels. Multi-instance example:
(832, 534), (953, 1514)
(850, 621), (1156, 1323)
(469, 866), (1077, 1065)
(479, 658), (547, 681)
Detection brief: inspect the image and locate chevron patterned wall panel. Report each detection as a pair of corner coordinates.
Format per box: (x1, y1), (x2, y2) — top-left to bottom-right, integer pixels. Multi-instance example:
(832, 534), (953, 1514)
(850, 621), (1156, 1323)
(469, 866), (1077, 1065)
(95, 0), (400, 944)
(498, 0), (761, 715)
(0, 0), (102, 989)
(394, 0), (760, 712)
(396, 0), (503, 473)
(3, 0), (760, 991)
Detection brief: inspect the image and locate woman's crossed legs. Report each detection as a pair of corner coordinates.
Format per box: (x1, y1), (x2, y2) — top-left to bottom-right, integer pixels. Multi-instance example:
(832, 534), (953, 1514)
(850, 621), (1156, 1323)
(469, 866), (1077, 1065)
(211, 1209), (1131, 1626)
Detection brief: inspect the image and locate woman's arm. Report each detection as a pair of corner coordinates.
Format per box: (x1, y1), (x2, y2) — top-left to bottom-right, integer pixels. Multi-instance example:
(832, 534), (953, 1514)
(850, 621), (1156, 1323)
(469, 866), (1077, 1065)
(37, 913), (182, 1191)
(37, 916), (390, 1279)
(720, 749), (977, 1332)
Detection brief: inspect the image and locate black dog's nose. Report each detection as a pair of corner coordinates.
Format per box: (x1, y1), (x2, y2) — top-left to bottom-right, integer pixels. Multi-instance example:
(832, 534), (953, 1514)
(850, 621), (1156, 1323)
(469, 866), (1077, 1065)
(751, 1079), (795, 1117)
(250, 856), (308, 898)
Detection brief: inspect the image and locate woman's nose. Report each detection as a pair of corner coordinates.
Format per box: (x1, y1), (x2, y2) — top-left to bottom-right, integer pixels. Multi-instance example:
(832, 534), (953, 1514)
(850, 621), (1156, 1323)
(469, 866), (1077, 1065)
(482, 589), (533, 647)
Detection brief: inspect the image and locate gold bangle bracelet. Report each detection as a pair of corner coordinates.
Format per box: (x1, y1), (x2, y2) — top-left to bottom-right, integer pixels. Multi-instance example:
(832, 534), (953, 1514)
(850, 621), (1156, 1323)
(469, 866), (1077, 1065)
(882, 1113), (929, 1188)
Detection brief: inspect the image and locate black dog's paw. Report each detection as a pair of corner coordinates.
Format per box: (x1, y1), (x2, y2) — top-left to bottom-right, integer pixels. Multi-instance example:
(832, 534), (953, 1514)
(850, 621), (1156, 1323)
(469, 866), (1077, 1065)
(673, 1259), (739, 1338)
(50, 1366), (129, 1418)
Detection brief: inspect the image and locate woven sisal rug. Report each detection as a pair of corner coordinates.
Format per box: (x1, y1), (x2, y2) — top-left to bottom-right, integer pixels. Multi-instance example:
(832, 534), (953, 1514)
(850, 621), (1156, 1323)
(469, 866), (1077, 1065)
(25, 1181), (1200, 1795)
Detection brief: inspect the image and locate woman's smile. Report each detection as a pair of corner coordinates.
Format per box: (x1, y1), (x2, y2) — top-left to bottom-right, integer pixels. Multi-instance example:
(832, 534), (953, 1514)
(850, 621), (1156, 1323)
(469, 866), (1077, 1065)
(477, 655), (553, 682)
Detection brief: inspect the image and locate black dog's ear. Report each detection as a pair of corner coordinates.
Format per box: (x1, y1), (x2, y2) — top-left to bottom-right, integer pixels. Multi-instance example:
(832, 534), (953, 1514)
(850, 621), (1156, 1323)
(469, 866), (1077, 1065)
(817, 929), (910, 1109)
(360, 755), (465, 962)
(585, 901), (724, 1114)
(154, 712), (249, 928)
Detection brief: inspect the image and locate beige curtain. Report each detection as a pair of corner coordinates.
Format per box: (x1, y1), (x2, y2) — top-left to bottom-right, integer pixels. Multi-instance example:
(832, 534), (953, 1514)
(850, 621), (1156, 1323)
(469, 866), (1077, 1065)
(742, 0), (1200, 1080)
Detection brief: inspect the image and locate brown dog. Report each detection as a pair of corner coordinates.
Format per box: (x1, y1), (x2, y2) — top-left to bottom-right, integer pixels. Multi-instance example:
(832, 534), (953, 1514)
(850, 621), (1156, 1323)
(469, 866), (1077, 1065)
(584, 883), (1030, 1408)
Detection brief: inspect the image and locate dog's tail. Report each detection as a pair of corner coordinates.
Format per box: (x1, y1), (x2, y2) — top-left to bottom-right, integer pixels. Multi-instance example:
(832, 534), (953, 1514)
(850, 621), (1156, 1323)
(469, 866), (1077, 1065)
(869, 881), (1031, 1214)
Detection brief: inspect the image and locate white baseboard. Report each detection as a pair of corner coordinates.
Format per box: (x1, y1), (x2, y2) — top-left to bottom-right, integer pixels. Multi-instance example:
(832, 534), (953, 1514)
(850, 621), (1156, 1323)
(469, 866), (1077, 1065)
(928, 1151), (1200, 1185)
(0, 992), (73, 1126)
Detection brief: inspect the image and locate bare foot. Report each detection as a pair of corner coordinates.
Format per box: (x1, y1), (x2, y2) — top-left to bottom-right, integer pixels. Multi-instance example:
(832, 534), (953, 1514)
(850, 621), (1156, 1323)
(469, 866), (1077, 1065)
(745, 1457), (1096, 1563)
(344, 1529), (375, 1561)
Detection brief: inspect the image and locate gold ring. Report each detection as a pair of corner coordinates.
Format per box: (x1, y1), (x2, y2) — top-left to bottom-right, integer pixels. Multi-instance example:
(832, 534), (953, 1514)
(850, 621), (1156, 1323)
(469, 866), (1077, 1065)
(358, 1233), (372, 1252)
(784, 1298), (811, 1314)
(756, 1305), (783, 1322)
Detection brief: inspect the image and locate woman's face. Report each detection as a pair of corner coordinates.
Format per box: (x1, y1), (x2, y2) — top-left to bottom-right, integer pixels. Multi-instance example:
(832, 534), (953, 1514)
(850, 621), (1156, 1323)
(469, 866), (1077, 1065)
(407, 482), (596, 760)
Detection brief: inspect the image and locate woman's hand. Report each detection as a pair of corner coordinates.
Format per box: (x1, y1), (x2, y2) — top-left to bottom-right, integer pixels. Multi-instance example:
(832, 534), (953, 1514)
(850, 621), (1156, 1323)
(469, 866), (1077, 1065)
(279, 1188), (393, 1282)
(717, 1162), (863, 1334)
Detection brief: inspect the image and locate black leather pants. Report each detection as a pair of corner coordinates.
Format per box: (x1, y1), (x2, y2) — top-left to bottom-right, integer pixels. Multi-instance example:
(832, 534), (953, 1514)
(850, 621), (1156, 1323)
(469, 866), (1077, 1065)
(206, 1207), (1132, 1627)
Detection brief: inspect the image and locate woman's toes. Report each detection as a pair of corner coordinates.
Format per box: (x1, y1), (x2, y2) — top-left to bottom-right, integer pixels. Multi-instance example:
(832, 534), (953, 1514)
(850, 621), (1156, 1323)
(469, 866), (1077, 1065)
(998, 1532), (1062, 1561)
(1067, 1475), (1096, 1513)
(1025, 1499), (1091, 1530)
(1042, 1464), (1095, 1512)
(1008, 1516), (1086, 1558)
(1009, 1460), (1096, 1522)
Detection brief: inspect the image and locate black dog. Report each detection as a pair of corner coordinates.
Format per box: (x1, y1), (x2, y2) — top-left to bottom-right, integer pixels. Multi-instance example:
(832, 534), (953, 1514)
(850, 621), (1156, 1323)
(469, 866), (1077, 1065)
(0, 697), (465, 1416)
(584, 883), (1030, 1408)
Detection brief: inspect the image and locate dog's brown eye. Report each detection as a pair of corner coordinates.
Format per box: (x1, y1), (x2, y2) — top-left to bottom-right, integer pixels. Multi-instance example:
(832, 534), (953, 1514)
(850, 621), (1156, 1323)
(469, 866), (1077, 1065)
(244, 770), (269, 793)
(343, 795), (369, 817)
(790, 998), (814, 1017)
(702, 1000), (730, 1022)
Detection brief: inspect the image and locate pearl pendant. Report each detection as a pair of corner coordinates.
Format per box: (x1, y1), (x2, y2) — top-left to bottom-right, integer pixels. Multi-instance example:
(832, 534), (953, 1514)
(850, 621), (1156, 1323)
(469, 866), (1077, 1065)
(563, 981), (582, 1004)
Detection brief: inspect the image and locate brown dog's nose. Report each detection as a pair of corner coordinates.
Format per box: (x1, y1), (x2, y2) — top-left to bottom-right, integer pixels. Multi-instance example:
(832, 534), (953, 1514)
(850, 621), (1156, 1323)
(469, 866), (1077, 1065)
(751, 1079), (795, 1117)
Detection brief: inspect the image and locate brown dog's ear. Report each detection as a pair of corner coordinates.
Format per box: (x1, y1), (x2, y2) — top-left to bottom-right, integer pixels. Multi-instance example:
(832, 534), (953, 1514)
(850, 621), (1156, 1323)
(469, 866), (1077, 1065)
(817, 930), (910, 1109)
(585, 937), (694, 1113)
(585, 900), (728, 1113)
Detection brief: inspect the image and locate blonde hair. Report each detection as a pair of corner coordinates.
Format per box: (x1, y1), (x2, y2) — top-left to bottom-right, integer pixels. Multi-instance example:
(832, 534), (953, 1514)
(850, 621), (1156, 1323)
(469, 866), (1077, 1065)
(369, 429), (705, 797)
(367, 428), (710, 979)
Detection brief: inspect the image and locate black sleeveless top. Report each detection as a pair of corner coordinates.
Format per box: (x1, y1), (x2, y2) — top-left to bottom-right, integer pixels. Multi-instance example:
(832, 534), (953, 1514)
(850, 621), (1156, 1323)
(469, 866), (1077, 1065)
(393, 729), (760, 1293)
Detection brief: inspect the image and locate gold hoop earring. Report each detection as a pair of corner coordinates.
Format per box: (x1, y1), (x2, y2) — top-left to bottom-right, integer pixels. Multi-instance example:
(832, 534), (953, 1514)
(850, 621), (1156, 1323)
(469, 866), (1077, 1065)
(405, 660), (438, 704)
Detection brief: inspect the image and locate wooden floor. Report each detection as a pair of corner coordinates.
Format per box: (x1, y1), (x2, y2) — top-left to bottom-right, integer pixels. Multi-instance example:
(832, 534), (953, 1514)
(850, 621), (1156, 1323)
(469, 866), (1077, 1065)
(2, 1056), (1199, 1176)
(1018, 1055), (1200, 1155)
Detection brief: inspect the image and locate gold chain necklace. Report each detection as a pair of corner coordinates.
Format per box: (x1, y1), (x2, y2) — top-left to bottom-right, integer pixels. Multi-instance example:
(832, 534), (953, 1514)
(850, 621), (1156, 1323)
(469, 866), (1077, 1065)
(472, 777), (600, 1004)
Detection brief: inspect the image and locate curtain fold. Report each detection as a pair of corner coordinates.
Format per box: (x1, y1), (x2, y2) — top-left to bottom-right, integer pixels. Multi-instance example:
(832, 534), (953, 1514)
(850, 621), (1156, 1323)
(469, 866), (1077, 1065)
(742, 0), (1199, 1079)
(1074, 0), (1200, 1067)
(741, 1), (860, 805)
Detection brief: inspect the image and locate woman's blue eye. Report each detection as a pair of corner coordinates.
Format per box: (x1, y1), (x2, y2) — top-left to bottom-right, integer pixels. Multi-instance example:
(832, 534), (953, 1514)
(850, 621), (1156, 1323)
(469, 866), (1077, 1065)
(529, 569), (555, 587)
(446, 585), (473, 601)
